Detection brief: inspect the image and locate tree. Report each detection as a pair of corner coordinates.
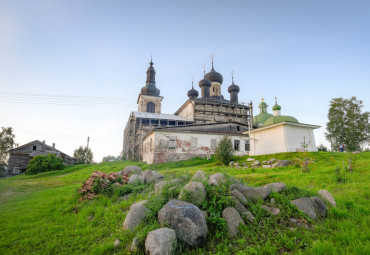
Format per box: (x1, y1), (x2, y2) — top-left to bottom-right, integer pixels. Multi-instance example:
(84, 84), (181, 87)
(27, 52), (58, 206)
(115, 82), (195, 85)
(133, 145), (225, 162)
(215, 135), (233, 165)
(325, 97), (369, 152)
(0, 127), (17, 165)
(73, 146), (94, 164)
(26, 154), (65, 174)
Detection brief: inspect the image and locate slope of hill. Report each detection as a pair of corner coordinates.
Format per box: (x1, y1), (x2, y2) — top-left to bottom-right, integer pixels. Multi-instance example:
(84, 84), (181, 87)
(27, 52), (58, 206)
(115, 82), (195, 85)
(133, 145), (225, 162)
(0, 152), (369, 254)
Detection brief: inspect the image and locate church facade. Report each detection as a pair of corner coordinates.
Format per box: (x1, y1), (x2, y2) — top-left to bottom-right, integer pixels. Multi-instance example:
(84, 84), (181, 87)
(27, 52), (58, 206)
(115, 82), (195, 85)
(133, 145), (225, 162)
(123, 58), (319, 164)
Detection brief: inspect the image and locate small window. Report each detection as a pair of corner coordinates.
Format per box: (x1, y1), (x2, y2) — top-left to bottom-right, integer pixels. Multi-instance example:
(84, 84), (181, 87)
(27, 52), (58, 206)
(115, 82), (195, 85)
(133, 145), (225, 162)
(160, 120), (168, 126)
(151, 119), (159, 126)
(211, 139), (217, 150)
(169, 138), (176, 149)
(245, 140), (250, 151)
(33, 145), (36, 150)
(178, 122), (185, 126)
(142, 119), (150, 125)
(234, 140), (240, 151)
(237, 126), (240, 131)
(146, 102), (155, 113)
(169, 121), (176, 126)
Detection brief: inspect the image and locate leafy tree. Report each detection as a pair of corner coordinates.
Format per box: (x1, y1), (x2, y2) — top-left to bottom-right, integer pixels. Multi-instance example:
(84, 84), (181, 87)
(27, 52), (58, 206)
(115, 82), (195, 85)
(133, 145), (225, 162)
(26, 154), (65, 174)
(325, 97), (369, 152)
(73, 146), (94, 164)
(215, 135), (233, 165)
(317, 144), (328, 152)
(0, 127), (17, 165)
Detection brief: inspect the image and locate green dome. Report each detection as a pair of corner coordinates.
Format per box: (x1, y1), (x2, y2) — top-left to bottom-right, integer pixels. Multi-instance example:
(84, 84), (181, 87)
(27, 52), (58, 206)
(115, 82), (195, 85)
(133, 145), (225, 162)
(272, 103), (281, 111)
(253, 112), (273, 125)
(264, 115), (299, 126)
(259, 101), (268, 107)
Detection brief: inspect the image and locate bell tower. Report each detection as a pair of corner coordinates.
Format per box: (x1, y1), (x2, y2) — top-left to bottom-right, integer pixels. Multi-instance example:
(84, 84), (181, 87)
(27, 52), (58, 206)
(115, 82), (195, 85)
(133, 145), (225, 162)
(137, 58), (163, 113)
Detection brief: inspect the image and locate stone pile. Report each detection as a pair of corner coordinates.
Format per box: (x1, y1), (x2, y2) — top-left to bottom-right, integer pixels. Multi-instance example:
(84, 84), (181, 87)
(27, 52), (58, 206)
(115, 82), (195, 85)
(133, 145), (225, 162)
(78, 170), (127, 200)
(230, 158), (315, 170)
(117, 166), (336, 253)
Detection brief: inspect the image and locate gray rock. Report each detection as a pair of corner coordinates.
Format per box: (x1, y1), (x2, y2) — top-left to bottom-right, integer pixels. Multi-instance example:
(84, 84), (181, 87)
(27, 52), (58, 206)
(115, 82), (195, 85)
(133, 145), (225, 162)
(268, 158), (276, 164)
(291, 197), (317, 220)
(233, 197), (255, 222)
(152, 170), (164, 180)
(272, 160), (291, 168)
(145, 227), (177, 255)
(120, 165), (142, 176)
(318, 189), (337, 207)
(262, 160), (268, 164)
(270, 198), (276, 205)
(131, 237), (140, 252)
(261, 205), (280, 216)
(114, 239), (121, 247)
(230, 183), (271, 201)
(118, 194), (131, 202)
(208, 173), (225, 186)
(289, 218), (310, 229)
(144, 170), (157, 183)
(234, 163), (241, 169)
(310, 196), (328, 218)
(265, 182), (287, 193)
(229, 161), (234, 166)
(123, 200), (149, 231)
(178, 181), (206, 206)
(222, 207), (245, 237)
(128, 174), (145, 185)
(252, 160), (261, 166)
(192, 170), (206, 181)
(247, 158), (255, 161)
(158, 199), (207, 247)
(154, 180), (168, 194)
(262, 165), (272, 168)
(231, 189), (248, 205)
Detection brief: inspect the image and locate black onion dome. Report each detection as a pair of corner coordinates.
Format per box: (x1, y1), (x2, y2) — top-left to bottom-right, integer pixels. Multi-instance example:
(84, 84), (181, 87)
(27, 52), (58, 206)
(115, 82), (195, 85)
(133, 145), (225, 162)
(205, 68), (223, 84)
(141, 84), (157, 95)
(228, 82), (240, 93)
(198, 77), (212, 88)
(187, 83), (199, 99)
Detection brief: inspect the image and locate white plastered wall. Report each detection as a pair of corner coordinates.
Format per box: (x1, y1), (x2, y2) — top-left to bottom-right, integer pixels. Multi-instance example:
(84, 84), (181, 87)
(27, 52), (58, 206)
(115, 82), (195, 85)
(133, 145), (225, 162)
(177, 102), (194, 121)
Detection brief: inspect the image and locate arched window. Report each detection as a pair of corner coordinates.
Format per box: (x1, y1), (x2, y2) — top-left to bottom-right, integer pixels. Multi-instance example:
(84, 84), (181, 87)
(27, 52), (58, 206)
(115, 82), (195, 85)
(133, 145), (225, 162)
(146, 102), (155, 113)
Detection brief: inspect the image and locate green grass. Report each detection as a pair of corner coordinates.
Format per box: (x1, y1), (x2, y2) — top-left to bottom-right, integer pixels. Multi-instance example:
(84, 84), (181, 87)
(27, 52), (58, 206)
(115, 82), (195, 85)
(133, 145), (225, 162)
(0, 152), (369, 254)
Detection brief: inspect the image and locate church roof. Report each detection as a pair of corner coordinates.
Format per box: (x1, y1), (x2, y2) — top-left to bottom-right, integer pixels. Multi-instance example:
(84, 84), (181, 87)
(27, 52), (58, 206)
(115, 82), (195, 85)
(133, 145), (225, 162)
(132, 111), (191, 121)
(264, 115), (299, 126)
(253, 112), (273, 125)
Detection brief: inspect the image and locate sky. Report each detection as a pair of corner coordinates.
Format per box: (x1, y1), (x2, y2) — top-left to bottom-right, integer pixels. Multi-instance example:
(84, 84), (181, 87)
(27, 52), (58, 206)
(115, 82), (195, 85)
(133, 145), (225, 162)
(0, 0), (369, 162)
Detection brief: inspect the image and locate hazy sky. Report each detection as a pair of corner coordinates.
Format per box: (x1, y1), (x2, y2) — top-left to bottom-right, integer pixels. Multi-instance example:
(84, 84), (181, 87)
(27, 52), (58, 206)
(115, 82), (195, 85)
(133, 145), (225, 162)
(1, 0), (369, 161)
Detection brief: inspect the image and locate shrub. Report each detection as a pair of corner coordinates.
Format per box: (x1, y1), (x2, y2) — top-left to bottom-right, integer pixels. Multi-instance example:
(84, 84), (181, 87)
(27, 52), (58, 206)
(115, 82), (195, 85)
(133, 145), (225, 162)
(26, 154), (65, 174)
(215, 135), (233, 165)
(317, 144), (328, 152)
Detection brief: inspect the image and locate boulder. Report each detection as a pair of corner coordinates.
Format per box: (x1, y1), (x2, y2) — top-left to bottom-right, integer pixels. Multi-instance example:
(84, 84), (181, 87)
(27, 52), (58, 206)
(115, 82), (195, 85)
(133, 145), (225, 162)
(268, 158), (276, 164)
(234, 163), (241, 169)
(261, 205), (280, 216)
(131, 237), (140, 252)
(310, 196), (328, 218)
(208, 173), (225, 186)
(289, 218), (310, 229)
(120, 165), (142, 176)
(158, 199), (207, 247)
(145, 227), (177, 255)
(144, 170), (157, 183)
(252, 160), (261, 166)
(265, 182), (286, 193)
(233, 197), (255, 222)
(230, 183), (271, 201)
(318, 189), (337, 207)
(128, 174), (145, 185)
(231, 189), (248, 205)
(222, 207), (245, 237)
(272, 160), (291, 168)
(154, 180), (168, 194)
(262, 165), (272, 168)
(291, 197), (317, 220)
(152, 170), (164, 180)
(247, 158), (255, 161)
(270, 198), (276, 205)
(178, 181), (206, 206)
(192, 170), (206, 181)
(123, 200), (149, 231)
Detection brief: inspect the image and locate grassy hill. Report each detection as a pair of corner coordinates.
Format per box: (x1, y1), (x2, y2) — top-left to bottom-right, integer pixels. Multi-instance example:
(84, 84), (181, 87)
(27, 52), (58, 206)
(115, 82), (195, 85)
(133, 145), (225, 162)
(0, 152), (369, 254)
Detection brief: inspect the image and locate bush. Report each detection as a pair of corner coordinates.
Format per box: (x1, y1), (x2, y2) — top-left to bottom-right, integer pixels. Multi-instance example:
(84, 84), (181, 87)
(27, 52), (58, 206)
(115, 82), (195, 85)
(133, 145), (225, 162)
(215, 135), (233, 165)
(26, 154), (65, 174)
(317, 144), (328, 152)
